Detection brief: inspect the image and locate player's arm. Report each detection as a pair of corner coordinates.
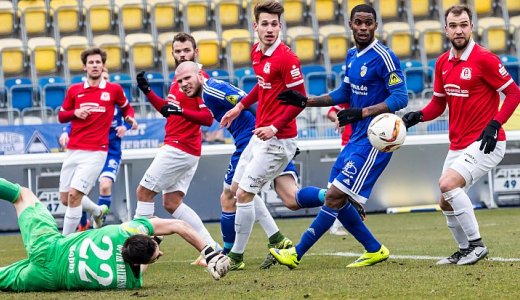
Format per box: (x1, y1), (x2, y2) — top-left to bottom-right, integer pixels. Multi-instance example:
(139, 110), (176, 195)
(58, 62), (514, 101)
(59, 124), (71, 148)
(221, 85), (259, 128)
(58, 88), (87, 122)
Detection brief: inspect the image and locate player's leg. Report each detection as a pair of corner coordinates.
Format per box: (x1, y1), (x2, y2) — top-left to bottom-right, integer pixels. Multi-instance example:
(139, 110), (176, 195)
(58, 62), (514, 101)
(98, 154), (121, 209)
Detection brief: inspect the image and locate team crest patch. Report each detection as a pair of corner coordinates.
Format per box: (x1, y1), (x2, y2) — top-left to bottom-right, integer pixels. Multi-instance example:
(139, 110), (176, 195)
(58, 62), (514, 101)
(263, 62), (271, 74)
(100, 92), (111, 101)
(360, 65), (367, 77)
(460, 67), (472, 80)
(388, 73), (403, 86)
(225, 95), (239, 105)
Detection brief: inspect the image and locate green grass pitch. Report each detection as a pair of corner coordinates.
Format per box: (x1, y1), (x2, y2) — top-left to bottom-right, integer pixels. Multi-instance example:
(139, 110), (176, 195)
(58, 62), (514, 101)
(1, 208), (519, 299)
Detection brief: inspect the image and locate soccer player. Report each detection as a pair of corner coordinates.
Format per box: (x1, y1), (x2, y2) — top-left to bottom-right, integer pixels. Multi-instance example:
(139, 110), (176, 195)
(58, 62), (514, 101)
(402, 5), (520, 265)
(134, 33), (220, 251)
(174, 61), (327, 269)
(0, 177), (230, 292)
(60, 68), (131, 231)
(219, 0), (306, 270)
(269, 4), (408, 268)
(58, 48), (137, 236)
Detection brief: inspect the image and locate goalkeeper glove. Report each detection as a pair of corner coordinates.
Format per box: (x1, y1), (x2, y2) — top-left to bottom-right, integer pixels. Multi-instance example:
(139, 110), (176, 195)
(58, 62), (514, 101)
(202, 245), (230, 280)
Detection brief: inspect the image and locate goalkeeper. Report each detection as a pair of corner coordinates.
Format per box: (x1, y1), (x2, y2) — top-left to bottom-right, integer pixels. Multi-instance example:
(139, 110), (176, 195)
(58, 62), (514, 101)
(0, 177), (230, 292)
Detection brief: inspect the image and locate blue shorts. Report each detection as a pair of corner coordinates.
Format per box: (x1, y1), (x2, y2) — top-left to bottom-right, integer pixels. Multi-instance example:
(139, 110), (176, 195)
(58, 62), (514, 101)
(330, 142), (392, 204)
(99, 153), (122, 182)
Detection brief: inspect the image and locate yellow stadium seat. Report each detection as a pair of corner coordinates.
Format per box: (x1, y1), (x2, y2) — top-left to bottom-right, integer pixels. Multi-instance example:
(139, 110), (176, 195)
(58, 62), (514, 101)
(60, 35), (88, 73)
(478, 17), (508, 53)
(383, 22), (413, 58)
(191, 30), (221, 68)
(28, 37), (58, 74)
(158, 32), (176, 70)
(286, 26), (318, 64)
(50, 0), (81, 34)
(181, 0), (211, 32)
(149, 0), (180, 35)
(0, 38), (25, 75)
(281, 0), (307, 26)
(378, 0), (400, 20)
(312, 0), (336, 23)
(126, 33), (155, 70)
(93, 34), (123, 71)
(474, 0), (493, 16)
(84, 0), (113, 34)
(415, 20), (444, 57)
(214, 0), (242, 34)
(505, 0), (520, 13)
(0, 1), (15, 36)
(18, 0), (48, 35)
(319, 25), (349, 67)
(114, 0), (145, 32)
(509, 15), (520, 33)
(222, 28), (252, 71)
(407, 0), (431, 19)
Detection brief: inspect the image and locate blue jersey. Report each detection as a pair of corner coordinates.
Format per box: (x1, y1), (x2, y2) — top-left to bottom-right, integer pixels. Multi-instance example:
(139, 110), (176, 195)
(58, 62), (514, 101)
(202, 78), (255, 145)
(331, 40), (407, 146)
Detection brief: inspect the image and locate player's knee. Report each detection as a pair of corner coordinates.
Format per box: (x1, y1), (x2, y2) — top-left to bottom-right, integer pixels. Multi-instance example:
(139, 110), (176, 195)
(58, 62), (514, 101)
(220, 190), (236, 211)
(324, 191), (346, 210)
(235, 189), (252, 203)
(99, 179), (112, 195)
(439, 177), (458, 194)
(163, 192), (183, 214)
(67, 189), (83, 206)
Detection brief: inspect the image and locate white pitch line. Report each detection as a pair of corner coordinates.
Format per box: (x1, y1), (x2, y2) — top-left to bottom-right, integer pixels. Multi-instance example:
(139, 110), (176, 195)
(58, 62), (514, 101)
(314, 252), (520, 262)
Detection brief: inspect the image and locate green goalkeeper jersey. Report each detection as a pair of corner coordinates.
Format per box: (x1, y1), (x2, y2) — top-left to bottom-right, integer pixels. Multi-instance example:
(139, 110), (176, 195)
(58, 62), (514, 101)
(54, 217), (154, 290)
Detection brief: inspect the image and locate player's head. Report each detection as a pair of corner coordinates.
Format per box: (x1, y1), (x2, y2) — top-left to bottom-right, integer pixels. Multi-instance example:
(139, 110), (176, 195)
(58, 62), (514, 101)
(121, 234), (163, 265)
(445, 5), (473, 51)
(175, 61), (203, 98)
(349, 4), (378, 49)
(254, 0), (284, 49)
(172, 32), (198, 67)
(101, 67), (109, 82)
(81, 47), (107, 80)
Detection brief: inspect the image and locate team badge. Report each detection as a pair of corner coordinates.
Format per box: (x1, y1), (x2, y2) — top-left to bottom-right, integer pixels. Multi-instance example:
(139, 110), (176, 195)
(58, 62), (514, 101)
(263, 62), (271, 74)
(225, 95), (239, 105)
(100, 92), (111, 101)
(360, 65), (367, 77)
(460, 67), (472, 80)
(388, 73), (403, 86)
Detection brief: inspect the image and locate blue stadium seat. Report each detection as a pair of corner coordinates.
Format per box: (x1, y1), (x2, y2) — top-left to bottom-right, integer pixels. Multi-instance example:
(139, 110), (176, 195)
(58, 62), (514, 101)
(401, 60), (425, 95)
(331, 63), (346, 87)
(235, 67), (256, 93)
(39, 76), (66, 110)
(427, 119), (448, 133)
(110, 73), (134, 101)
(145, 72), (165, 98)
(500, 55), (519, 85)
(70, 75), (87, 84)
(5, 77), (33, 112)
(298, 127), (318, 139)
(302, 64), (328, 96)
(207, 69), (232, 84)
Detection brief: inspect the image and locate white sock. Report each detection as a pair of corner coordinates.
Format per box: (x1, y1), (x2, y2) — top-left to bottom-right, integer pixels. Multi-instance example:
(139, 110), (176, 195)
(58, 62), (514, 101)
(81, 195), (101, 217)
(172, 203), (216, 246)
(443, 187), (481, 241)
(134, 201), (155, 218)
(231, 201), (255, 254)
(442, 210), (469, 249)
(253, 195), (279, 238)
(63, 205), (82, 236)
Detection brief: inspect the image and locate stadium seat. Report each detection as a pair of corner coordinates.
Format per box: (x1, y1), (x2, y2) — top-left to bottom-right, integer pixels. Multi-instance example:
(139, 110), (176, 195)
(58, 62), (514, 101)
(478, 17), (508, 53)
(302, 64), (329, 96)
(377, 0), (401, 20)
(0, 1), (15, 37)
(5, 77), (34, 113)
(39, 75), (66, 111)
(158, 32), (176, 80)
(438, 0), (464, 27)
(70, 74), (87, 83)
(84, 0), (114, 43)
(207, 69), (232, 83)
(500, 55), (519, 85)
(331, 63), (346, 83)
(415, 20), (444, 57)
(214, 0), (243, 35)
(383, 22), (414, 59)
(114, 0), (146, 32)
(110, 73), (133, 100)
(405, 0), (431, 20)
(281, 0), (307, 26)
(474, 0), (494, 16)
(191, 30), (221, 68)
(235, 67), (256, 93)
(50, 0), (82, 36)
(401, 60), (425, 95)
(427, 119), (448, 133)
(181, 0), (211, 32)
(93, 34), (124, 71)
(60, 35), (89, 81)
(28, 37), (59, 74)
(286, 26), (318, 64)
(149, 0), (180, 44)
(0, 38), (26, 75)
(311, 0), (336, 24)
(222, 28), (252, 74)
(340, 0), (368, 28)
(319, 25), (349, 71)
(503, 0), (520, 14)
(18, 0), (49, 36)
(144, 72), (165, 99)
(126, 33), (156, 70)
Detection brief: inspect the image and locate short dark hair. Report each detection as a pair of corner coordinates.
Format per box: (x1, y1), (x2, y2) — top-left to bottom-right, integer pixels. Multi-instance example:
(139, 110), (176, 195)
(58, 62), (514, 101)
(121, 235), (157, 265)
(80, 47), (107, 65)
(254, 0), (284, 23)
(350, 4), (377, 21)
(445, 5), (472, 23)
(172, 32), (197, 49)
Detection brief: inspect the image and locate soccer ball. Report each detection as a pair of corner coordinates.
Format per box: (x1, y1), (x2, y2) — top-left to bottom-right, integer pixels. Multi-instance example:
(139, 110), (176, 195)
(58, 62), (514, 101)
(367, 113), (406, 152)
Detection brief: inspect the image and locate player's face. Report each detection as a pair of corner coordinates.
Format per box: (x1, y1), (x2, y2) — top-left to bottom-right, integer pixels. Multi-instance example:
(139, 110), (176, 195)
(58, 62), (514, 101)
(84, 54), (104, 80)
(101, 71), (109, 82)
(176, 68), (201, 97)
(148, 241), (163, 264)
(445, 12), (472, 51)
(254, 13), (281, 50)
(349, 12), (377, 49)
(172, 40), (198, 66)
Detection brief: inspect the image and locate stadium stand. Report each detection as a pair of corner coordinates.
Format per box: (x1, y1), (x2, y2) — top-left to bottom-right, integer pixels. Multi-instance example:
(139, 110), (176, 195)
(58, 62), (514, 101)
(0, 1), (16, 37)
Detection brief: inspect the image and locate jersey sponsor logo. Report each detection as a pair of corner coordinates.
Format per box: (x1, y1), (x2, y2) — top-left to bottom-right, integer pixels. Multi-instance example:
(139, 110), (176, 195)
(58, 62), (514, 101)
(360, 65), (367, 77)
(80, 102), (106, 112)
(498, 64), (509, 77)
(460, 67), (472, 80)
(290, 65), (301, 79)
(256, 75), (272, 89)
(350, 83), (368, 96)
(225, 95), (239, 105)
(263, 62), (271, 74)
(100, 92), (111, 101)
(444, 84), (469, 97)
(388, 72), (403, 86)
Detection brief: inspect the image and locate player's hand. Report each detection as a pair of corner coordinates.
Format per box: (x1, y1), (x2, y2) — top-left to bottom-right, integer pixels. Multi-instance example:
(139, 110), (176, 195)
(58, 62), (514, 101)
(202, 245), (230, 280)
(478, 120), (501, 154)
(160, 104), (183, 118)
(337, 108), (362, 126)
(115, 125), (127, 138)
(59, 132), (69, 148)
(253, 126), (276, 141)
(277, 90), (307, 108)
(124, 116), (138, 129)
(136, 71), (151, 95)
(221, 103), (243, 128)
(74, 107), (91, 119)
(402, 111), (423, 129)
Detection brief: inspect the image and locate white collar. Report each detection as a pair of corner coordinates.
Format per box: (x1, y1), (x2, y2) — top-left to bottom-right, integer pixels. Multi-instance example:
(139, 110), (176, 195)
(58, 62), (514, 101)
(255, 38), (282, 56)
(356, 39), (379, 57)
(449, 39), (475, 61)
(83, 78), (107, 89)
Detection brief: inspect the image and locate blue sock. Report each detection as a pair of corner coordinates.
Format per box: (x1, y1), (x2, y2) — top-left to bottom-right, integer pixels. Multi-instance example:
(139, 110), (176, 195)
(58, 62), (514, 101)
(221, 211), (236, 254)
(295, 187), (326, 208)
(98, 195), (112, 208)
(337, 203), (381, 252)
(79, 211), (88, 227)
(295, 206), (337, 259)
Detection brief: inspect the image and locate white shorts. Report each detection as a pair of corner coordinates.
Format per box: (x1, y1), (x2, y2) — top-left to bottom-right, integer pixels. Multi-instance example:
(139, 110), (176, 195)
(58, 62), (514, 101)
(443, 140), (506, 190)
(140, 145), (199, 195)
(233, 135), (297, 194)
(59, 150), (107, 194)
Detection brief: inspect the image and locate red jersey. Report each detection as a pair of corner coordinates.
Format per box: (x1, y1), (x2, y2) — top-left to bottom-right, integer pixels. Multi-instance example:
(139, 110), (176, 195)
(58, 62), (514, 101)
(432, 40), (514, 150)
(59, 79), (133, 151)
(328, 104), (352, 146)
(251, 39), (305, 139)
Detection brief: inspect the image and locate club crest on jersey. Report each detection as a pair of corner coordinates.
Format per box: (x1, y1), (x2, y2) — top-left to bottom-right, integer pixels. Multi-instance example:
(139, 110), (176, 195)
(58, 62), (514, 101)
(226, 95), (239, 105)
(460, 67), (472, 80)
(263, 62), (271, 74)
(360, 65), (367, 77)
(388, 72), (403, 86)
(100, 92), (111, 101)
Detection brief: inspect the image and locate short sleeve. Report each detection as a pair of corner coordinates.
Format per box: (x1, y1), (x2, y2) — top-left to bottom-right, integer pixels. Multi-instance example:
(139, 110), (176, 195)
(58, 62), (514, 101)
(280, 53), (305, 91)
(480, 52), (514, 92)
(120, 217), (154, 236)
